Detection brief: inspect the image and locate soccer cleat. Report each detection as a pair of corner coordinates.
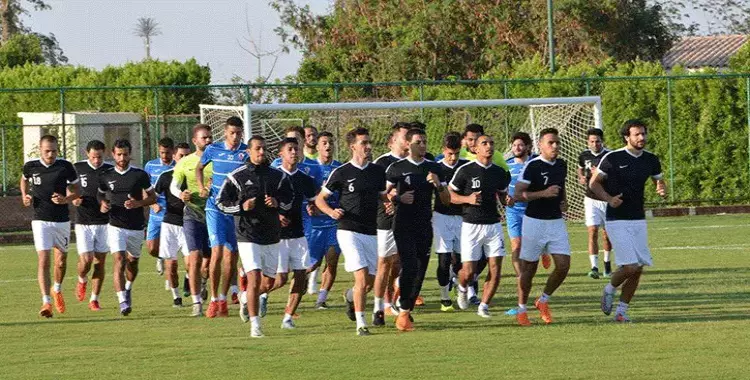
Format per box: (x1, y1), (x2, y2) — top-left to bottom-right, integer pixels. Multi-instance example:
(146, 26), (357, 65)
(239, 301), (249, 323)
(206, 301), (219, 318)
(76, 282), (87, 302)
(440, 299), (455, 312)
(281, 319), (296, 329)
(516, 311), (532, 326)
(51, 290), (66, 314)
(173, 298), (183, 308)
(469, 295), (480, 306)
(343, 293), (355, 322)
(477, 306), (491, 318)
(200, 280), (208, 301)
(259, 296), (268, 318)
(88, 300), (101, 311)
(119, 302), (131, 316)
(603, 271), (612, 279)
(601, 287), (615, 315)
(505, 308), (518, 316)
(231, 292), (239, 305)
(250, 325), (264, 338)
(588, 268), (600, 279)
(218, 300), (229, 317)
(541, 254), (551, 270)
(535, 298), (553, 324)
(192, 303), (203, 317)
(182, 276), (190, 297)
(239, 274), (248, 292)
(156, 258), (164, 275)
(415, 295), (425, 307)
(395, 311), (414, 332)
(315, 302), (329, 310)
(39, 303), (53, 318)
(457, 290), (469, 310)
(125, 289), (132, 305)
(372, 310), (385, 326)
(384, 305), (398, 316)
(356, 326), (371, 336)
(614, 313), (631, 323)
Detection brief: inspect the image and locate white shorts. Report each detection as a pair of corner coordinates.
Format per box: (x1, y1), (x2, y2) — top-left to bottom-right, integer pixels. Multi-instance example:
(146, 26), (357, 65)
(107, 225), (144, 258)
(377, 229), (397, 258)
(338, 230), (378, 274)
(31, 220), (70, 253)
(585, 197), (608, 227)
(278, 237), (310, 273)
(433, 212), (462, 253)
(74, 224), (108, 254)
(460, 222), (505, 262)
(605, 220), (651, 267)
(520, 216), (570, 261)
(238, 242), (279, 278)
(159, 222), (188, 260)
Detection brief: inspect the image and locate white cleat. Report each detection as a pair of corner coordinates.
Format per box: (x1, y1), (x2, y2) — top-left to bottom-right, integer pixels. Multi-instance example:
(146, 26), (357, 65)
(191, 303), (203, 317)
(156, 258), (164, 276)
(477, 306), (491, 318)
(239, 301), (249, 323)
(251, 325), (264, 338)
(457, 290), (469, 310)
(281, 319), (296, 329)
(601, 287), (615, 315)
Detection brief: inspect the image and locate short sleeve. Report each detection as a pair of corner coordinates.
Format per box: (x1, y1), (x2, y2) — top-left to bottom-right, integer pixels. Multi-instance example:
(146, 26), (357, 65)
(139, 171), (153, 191)
(578, 151), (586, 169)
(154, 173), (168, 195)
(561, 160), (568, 180)
(199, 145), (213, 166)
(22, 162), (31, 179)
(449, 165), (467, 192)
(597, 154), (612, 177)
(498, 170), (510, 193)
(172, 160), (186, 186)
(377, 167), (386, 192)
(651, 155), (663, 179)
(385, 164), (400, 186)
(304, 176), (318, 200)
(518, 162), (533, 184)
(65, 162), (79, 184)
(322, 166), (342, 194)
(98, 173), (108, 193)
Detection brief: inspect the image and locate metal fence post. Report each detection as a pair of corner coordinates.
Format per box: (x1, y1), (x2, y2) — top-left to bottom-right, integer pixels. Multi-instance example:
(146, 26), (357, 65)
(666, 78), (675, 201)
(419, 83), (425, 122)
(746, 77), (750, 186)
(244, 85), (252, 104)
(1, 126), (6, 196)
(59, 89), (66, 158)
(334, 85), (340, 161)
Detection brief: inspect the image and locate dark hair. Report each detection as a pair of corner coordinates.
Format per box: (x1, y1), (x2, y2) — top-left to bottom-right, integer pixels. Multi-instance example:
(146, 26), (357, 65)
(158, 137), (175, 149)
(463, 123), (485, 137)
(511, 131), (532, 146)
(318, 131), (334, 141)
(587, 128), (604, 138)
(193, 123), (211, 136)
(86, 139), (105, 152)
(304, 125), (318, 133)
(346, 127), (369, 147)
(405, 128), (426, 142)
(277, 137), (299, 151)
(409, 121), (427, 130)
(285, 126), (305, 137)
(443, 132), (462, 150)
(225, 116), (243, 128)
(40, 134), (57, 144)
(112, 139), (132, 153)
(539, 128), (559, 139)
(620, 119), (647, 142)
(248, 135), (265, 146)
(392, 121), (411, 131)
(176, 142), (190, 150)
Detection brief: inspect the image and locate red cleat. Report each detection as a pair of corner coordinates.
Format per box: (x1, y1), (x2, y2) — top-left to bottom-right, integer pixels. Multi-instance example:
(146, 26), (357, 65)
(39, 303), (53, 318)
(239, 275), (248, 292)
(206, 301), (219, 318)
(231, 292), (239, 305)
(218, 300), (229, 317)
(88, 300), (101, 311)
(76, 281), (87, 302)
(415, 295), (425, 307)
(52, 290), (66, 314)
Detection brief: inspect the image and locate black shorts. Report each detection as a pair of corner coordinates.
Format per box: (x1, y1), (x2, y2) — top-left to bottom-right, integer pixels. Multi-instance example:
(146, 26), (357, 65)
(183, 218), (211, 258)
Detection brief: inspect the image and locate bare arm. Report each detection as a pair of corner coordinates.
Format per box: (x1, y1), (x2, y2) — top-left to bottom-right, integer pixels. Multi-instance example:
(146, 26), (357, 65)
(315, 190), (344, 220)
(577, 168), (587, 185)
(449, 187), (480, 205)
(653, 178), (667, 198)
(20, 176), (31, 206)
(589, 173), (622, 208)
(514, 181), (559, 202)
(195, 161), (208, 198)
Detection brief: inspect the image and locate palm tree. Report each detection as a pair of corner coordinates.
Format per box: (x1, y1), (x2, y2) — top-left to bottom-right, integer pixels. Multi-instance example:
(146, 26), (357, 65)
(133, 17), (161, 60)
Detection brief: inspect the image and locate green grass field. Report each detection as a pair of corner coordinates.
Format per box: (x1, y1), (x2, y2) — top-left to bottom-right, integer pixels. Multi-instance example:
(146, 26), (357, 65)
(1, 214), (749, 380)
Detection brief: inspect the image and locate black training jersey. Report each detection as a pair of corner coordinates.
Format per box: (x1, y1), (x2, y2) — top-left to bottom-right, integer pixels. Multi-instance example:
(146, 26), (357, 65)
(279, 168), (318, 239)
(597, 149), (662, 221)
(386, 158), (445, 232)
(374, 152), (404, 230)
(23, 158), (79, 223)
(74, 161), (113, 225)
(98, 166), (152, 230)
(323, 161), (386, 235)
(578, 148), (610, 199)
(519, 157), (567, 220)
(449, 161), (510, 225)
(154, 169), (185, 226)
(215, 163), (294, 245)
(434, 158), (469, 216)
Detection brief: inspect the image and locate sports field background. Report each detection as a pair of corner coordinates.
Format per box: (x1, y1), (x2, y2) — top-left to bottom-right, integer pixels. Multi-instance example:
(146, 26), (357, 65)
(1, 214), (749, 380)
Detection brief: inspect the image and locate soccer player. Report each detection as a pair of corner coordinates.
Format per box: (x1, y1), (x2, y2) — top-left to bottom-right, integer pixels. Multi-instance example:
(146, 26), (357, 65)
(21, 135), (80, 318)
(144, 137), (175, 276)
(216, 135), (292, 338)
(307, 132), (343, 309)
(73, 140), (113, 311)
(460, 123), (510, 170)
(303, 125), (319, 161)
(171, 124), (214, 316)
(155, 143), (190, 307)
(433, 132), (468, 312)
(577, 128), (613, 279)
(98, 139), (156, 316)
(315, 127), (386, 336)
(371, 122), (409, 325)
(590, 119), (666, 322)
(513, 128), (571, 326)
(195, 116), (247, 318)
(449, 135), (510, 318)
(385, 128), (449, 331)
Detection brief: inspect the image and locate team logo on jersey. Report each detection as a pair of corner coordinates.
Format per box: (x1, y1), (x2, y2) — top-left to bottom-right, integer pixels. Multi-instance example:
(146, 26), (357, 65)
(237, 152), (247, 161)
(108, 180), (116, 190)
(245, 179), (254, 186)
(585, 161), (593, 170)
(304, 167), (310, 174)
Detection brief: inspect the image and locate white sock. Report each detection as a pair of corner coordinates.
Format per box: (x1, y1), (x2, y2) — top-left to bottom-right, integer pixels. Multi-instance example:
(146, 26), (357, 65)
(373, 297), (384, 312)
(125, 281), (133, 291)
(539, 293), (550, 303)
(171, 288), (180, 299)
(78, 276), (87, 284)
(518, 304), (527, 313)
(218, 293), (227, 301)
(457, 284), (467, 293)
(210, 296), (218, 302)
(42, 295), (51, 304)
(250, 316), (260, 328)
(399, 308), (409, 314)
(605, 283), (616, 294)
(90, 293), (99, 302)
(230, 285), (239, 295)
(192, 295), (201, 304)
(185, 272), (190, 279)
(239, 267), (246, 277)
(355, 311), (366, 328)
(467, 285), (477, 299)
(117, 291), (127, 303)
(616, 301), (629, 315)
(317, 289), (329, 303)
(345, 288), (354, 303)
(260, 293), (268, 300)
(283, 313), (293, 322)
(53, 282), (62, 293)
(308, 269), (318, 287)
(589, 254), (599, 269)
(603, 251), (611, 262)
(440, 285), (450, 300)
(240, 291), (248, 304)
(479, 302), (489, 310)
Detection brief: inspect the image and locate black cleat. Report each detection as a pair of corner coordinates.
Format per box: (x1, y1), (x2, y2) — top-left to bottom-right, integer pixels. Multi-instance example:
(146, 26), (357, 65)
(372, 310), (385, 326)
(173, 297), (183, 308)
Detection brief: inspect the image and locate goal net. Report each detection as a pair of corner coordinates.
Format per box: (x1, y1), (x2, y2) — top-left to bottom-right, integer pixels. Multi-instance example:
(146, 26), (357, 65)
(200, 97), (602, 221)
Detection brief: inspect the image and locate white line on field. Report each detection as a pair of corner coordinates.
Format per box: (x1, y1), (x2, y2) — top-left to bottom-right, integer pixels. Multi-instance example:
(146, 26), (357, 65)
(650, 224), (750, 231)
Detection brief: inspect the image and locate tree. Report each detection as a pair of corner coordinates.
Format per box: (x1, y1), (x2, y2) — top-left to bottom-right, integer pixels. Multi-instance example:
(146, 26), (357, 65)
(0, 0), (66, 65)
(133, 17), (161, 60)
(237, 5), (288, 83)
(0, 32), (42, 67)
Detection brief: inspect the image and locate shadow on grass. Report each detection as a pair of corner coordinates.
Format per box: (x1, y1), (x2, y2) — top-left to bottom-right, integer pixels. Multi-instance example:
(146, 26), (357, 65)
(0, 313), (188, 327)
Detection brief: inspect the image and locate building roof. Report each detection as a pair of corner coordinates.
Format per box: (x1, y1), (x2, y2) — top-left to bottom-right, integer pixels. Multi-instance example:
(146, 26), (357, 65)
(662, 35), (747, 69)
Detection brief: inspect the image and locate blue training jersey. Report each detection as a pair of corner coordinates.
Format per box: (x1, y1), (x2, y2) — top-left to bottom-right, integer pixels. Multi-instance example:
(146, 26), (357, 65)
(309, 159), (341, 229)
(506, 154), (536, 213)
(144, 158), (175, 217)
(200, 142), (249, 212)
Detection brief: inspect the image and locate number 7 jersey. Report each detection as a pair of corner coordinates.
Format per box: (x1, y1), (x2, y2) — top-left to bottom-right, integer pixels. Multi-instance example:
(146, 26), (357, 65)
(518, 156), (567, 220)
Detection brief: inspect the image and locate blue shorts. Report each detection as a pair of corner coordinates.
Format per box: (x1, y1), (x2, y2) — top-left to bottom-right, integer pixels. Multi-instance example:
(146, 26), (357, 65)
(184, 218), (211, 258)
(506, 209), (524, 239)
(307, 226), (340, 266)
(146, 215), (163, 241)
(206, 210), (237, 252)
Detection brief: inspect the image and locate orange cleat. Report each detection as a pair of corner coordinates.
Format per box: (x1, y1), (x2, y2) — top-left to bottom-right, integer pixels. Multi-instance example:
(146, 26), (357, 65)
(415, 295), (425, 307)
(541, 254), (551, 270)
(206, 301), (219, 318)
(535, 298), (553, 324)
(384, 306), (398, 316)
(516, 311), (531, 326)
(52, 290), (66, 314)
(76, 281), (87, 302)
(88, 300), (101, 311)
(231, 292), (239, 305)
(395, 311), (414, 332)
(39, 303), (53, 318)
(218, 300), (229, 317)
